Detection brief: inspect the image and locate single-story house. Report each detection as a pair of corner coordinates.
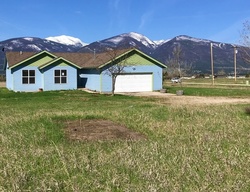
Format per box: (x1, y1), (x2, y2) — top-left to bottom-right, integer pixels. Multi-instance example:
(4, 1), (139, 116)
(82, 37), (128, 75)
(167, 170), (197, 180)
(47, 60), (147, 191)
(5, 48), (166, 92)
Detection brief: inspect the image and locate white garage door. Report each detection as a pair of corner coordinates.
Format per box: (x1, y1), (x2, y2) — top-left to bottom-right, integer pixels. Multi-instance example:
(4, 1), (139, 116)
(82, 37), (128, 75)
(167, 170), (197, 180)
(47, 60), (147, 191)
(115, 73), (152, 92)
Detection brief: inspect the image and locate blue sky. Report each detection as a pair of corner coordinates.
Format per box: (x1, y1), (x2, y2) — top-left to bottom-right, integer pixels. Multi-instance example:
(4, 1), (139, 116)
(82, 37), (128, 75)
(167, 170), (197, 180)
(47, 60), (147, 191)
(1, 0), (250, 44)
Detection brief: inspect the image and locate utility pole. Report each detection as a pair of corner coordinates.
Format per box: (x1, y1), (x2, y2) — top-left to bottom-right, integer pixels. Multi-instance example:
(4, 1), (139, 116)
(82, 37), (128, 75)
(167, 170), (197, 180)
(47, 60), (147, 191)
(233, 46), (238, 82)
(210, 43), (214, 85)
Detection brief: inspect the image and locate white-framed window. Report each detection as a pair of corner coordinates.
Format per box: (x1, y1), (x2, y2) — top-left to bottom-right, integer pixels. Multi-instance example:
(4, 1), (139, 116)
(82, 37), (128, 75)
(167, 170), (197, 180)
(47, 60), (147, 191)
(22, 70), (35, 84)
(54, 69), (67, 84)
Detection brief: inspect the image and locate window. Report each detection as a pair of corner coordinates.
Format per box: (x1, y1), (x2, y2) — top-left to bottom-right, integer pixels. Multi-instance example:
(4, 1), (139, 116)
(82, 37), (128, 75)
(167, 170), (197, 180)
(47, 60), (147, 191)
(54, 70), (67, 84)
(22, 70), (35, 84)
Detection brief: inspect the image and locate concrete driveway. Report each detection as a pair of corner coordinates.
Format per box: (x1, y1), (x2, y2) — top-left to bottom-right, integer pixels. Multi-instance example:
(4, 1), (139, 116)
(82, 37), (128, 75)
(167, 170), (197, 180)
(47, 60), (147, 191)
(117, 91), (175, 97)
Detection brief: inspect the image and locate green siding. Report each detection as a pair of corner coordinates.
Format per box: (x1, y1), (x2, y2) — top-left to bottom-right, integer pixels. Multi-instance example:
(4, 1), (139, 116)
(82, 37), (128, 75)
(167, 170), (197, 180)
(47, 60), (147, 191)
(41, 60), (76, 70)
(27, 55), (54, 67)
(125, 54), (154, 66)
(54, 61), (71, 67)
(31, 57), (70, 67)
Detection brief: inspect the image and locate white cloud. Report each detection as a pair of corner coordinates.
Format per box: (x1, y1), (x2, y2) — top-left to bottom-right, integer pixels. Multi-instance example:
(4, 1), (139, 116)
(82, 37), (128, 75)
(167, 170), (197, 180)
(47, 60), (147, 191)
(75, 11), (82, 15)
(209, 18), (250, 44)
(109, 0), (121, 10)
(139, 10), (154, 30)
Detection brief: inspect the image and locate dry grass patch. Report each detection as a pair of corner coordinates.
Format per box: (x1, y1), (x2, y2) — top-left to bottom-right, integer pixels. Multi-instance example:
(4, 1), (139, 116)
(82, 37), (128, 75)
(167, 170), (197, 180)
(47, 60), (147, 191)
(64, 119), (146, 141)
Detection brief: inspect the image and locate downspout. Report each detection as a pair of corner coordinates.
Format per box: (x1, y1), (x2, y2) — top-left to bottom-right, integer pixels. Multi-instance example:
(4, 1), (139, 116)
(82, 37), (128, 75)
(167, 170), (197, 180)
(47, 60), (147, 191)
(41, 69), (44, 90)
(152, 72), (154, 91)
(100, 72), (102, 93)
(12, 69), (14, 91)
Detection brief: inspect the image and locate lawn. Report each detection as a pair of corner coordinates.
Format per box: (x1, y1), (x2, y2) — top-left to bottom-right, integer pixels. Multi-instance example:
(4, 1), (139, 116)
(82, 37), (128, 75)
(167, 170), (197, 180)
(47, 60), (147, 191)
(0, 88), (249, 191)
(174, 77), (250, 85)
(165, 86), (250, 97)
(164, 77), (250, 96)
(165, 77), (250, 87)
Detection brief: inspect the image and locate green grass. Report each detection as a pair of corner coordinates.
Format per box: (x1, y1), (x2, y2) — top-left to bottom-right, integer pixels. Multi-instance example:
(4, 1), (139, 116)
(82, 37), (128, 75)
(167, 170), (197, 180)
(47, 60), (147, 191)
(0, 88), (250, 191)
(164, 77), (250, 96)
(165, 86), (250, 97)
(177, 77), (250, 85)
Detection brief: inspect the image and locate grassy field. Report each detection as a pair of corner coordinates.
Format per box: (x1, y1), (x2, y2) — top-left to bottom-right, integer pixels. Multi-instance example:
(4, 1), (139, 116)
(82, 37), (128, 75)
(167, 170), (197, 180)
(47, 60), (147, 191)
(165, 77), (250, 88)
(176, 77), (250, 85)
(164, 86), (250, 97)
(0, 88), (249, 191)
(164, 77), (250, 96)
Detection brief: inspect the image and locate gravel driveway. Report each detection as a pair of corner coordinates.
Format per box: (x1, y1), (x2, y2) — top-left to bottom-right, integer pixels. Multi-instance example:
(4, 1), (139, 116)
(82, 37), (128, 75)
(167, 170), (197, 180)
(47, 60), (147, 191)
(118, 91), (250, 105)
(0, 82), (5, 87)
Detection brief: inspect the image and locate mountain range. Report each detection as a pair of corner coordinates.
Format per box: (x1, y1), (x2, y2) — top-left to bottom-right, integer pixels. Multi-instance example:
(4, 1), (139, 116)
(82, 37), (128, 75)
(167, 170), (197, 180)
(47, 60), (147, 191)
(1, 33), (250, 75)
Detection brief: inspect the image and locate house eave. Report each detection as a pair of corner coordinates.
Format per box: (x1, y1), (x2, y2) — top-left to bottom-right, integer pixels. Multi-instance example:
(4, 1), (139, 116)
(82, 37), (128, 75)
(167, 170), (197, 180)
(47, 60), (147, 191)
(8, 50), (56, 69)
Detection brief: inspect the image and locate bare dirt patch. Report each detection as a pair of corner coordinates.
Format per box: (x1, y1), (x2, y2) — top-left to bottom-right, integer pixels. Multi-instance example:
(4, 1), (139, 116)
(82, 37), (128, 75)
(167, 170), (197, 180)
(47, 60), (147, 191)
(161, 95), (250, 106)
(119, 92), (250, 106)
(64, 119), (146, 141)
(0, 82), (6, 87)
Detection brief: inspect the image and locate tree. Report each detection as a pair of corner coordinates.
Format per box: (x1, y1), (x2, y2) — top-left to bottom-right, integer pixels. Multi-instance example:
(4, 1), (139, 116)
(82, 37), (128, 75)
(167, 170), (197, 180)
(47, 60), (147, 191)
(103, 48), (130, 96)
(217, 69), (226, 76)
(239, 20), (250, 64)
(165, 44), (193, 79)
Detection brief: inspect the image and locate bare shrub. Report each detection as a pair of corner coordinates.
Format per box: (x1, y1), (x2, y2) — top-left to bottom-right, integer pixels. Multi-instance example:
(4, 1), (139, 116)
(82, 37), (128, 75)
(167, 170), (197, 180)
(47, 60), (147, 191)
(245, 106), (250, 115)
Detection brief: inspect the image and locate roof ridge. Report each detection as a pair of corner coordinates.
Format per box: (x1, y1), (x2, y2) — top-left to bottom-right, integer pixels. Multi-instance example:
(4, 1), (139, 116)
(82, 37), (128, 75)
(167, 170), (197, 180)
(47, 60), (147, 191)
(6, 48), (165, 69)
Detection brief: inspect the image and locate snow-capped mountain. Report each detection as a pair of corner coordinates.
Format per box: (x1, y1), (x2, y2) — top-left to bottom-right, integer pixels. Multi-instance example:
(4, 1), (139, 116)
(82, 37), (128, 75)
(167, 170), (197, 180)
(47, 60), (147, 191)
(0, 37), (86, 74)
(153, 35), (247, 73)
(175, 35), (211, 43)
(106, 32), (157, 49)
(0, 33), (249, 75)
(0, 37), (82, 53)
(46, 35), (87, 47)
(78, 33), (248, 74)
(154, 39), (170, 46)
(78, 32), (157, 55)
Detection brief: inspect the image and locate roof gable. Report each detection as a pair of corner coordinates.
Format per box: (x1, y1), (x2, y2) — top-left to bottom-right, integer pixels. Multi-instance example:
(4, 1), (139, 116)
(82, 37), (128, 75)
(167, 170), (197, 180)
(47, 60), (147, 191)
(130, 49), (166, 68)
(39, 57), (81, 69)
(124, 54), (154, 65)
(97, 48), (166, 69)
(7, 51), (56, 69)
